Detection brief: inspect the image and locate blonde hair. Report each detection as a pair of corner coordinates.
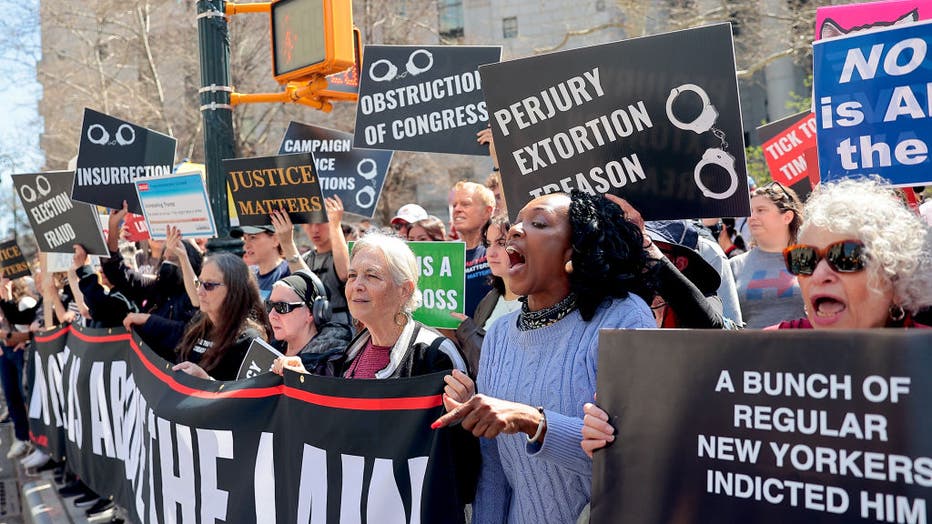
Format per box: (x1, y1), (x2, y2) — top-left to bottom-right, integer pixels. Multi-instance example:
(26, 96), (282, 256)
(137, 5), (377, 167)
(453, 180), (495, 208)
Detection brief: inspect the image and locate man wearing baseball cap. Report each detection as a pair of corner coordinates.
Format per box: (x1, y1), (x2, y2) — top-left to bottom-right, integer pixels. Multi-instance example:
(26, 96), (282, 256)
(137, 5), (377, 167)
(390, 204), (428, 238)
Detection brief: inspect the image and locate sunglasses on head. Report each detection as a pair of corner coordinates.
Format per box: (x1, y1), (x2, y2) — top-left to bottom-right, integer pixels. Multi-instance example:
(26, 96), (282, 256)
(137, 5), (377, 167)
(265, 301), (306, 314)
(195, 279), (225, 292)
(783, 240), (866, 276)
(761, 181), (793, 202)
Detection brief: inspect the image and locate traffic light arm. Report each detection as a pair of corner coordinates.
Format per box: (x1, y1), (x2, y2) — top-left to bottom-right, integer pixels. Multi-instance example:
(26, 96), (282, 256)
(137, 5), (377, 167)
(225, 2), (271, 15)
(229, 76), (333, 111)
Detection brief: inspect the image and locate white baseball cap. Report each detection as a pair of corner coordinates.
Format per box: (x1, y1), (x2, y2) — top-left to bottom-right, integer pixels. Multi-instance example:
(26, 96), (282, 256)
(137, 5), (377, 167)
(391, 204), (428, 225)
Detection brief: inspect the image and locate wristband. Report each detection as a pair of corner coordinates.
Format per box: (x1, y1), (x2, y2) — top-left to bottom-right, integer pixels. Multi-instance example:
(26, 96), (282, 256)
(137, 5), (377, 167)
(527, 406), (546, 444)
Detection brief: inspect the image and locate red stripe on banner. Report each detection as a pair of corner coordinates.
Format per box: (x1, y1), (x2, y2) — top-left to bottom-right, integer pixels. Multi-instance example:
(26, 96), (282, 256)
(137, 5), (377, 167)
(34, 326), (71, 343)
(282, 386), (443, 411)
(125, 337), (440, 410)
(68, 328), (133, 344)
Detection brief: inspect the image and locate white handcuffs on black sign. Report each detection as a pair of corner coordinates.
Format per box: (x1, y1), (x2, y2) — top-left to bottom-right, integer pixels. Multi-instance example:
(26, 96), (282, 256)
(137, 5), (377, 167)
(665, 83), (738, 200)
(369, 49), (434, 83)
(354, 159), (379, 209)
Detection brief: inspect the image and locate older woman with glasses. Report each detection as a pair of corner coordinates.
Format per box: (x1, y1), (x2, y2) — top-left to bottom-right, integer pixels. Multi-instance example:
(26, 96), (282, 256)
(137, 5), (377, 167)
(775, 178), (932, 329)
(170, 253), (272, 381)
(729, 181), (806, 328)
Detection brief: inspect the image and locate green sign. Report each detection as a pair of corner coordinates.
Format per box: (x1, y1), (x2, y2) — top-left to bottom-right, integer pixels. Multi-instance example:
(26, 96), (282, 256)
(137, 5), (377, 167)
(348, 240), (466, 328)
(407, 241), (466, 329)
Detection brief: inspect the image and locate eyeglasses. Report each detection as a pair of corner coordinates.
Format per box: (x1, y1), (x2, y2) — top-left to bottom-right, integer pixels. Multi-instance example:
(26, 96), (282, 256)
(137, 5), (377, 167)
(783, 240), (866, 276)
(195, 279), (225, 292)
(265, 301), (306, 314)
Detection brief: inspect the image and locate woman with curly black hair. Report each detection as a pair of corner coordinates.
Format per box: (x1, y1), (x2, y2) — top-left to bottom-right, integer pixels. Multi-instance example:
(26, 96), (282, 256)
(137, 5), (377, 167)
(433, 191), (655, 524)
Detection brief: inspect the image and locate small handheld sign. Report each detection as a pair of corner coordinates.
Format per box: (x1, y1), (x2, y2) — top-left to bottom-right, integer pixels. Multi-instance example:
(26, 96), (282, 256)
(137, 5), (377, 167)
(407, 241), (466, 329)
(134, 172), (217, 239)
(353, 45), (502, 155)
(0, 240), (31, 280)
(72, 108), (176, 214)
(12, 171), (109, 256)
(223, 153), (328, 226)
(279, 122), (393, 218)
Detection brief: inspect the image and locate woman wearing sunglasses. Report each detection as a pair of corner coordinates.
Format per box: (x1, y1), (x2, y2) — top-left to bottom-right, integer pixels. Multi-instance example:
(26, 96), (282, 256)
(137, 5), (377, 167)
(171, 253), (273, 381)
(775, 178), (932, 329)
(729, 181), (806, 328)
(267, 271), (351, 376)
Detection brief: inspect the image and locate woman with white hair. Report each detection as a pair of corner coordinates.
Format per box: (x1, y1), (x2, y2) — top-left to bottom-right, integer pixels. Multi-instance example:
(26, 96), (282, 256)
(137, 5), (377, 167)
(776, 178), (932, 329)
(341, 231), (467, 377)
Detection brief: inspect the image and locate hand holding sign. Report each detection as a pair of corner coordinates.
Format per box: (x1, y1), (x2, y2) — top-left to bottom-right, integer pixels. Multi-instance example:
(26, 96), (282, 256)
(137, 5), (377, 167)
(442, 369), (475, 403)
(581, 399), (615, 458)
(107, 201), (129, 252)
(172, 361), (211, 380)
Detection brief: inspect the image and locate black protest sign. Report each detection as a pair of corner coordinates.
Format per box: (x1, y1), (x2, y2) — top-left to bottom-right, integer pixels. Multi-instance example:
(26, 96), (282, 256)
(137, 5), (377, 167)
(279, 122), (393, 218)
(31, 325), (469, 524)
(73, 108), (176, 214)
(236, 338), (284, 380)
(27, 328), (68, 460)
(592, 329), (932, 524)
(481, 23), (750, 221)
(12, 171), (108, 255)
(0, 240), (30, 279)
(354, 45), (502, 155)
(223, 153), (328, 226)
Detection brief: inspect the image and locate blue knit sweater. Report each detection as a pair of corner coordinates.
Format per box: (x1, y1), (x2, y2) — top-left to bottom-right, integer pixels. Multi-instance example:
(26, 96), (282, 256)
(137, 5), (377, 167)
(473, 295), (655, 524)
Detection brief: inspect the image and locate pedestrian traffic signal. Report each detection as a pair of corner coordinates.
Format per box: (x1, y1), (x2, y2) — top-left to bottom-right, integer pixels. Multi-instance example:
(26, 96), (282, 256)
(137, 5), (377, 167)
(270, 0), (354, 84)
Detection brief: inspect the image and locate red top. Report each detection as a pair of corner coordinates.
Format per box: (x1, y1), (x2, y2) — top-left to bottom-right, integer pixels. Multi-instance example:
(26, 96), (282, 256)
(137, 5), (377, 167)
(343, 339), (393, 379)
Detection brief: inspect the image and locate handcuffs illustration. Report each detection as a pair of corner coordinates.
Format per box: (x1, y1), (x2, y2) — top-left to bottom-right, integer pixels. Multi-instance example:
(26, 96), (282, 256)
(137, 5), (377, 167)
(369, 49), (434, 82)
(87, 123), (136, 146)
(665, 83), (738, 200)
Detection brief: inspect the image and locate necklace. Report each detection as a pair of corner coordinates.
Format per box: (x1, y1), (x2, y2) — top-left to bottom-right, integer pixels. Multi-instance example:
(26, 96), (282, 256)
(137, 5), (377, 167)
(517, 293), (578, 331)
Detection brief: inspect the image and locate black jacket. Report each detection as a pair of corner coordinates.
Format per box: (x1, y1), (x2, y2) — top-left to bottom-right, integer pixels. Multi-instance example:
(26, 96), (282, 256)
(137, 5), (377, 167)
(293, 322), (353, 377)
(75, 265), (137, 328)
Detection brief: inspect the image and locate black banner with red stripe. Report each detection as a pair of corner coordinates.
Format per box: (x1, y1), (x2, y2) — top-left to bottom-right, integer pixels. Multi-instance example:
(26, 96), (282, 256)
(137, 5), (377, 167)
(28, 326), (471, 523)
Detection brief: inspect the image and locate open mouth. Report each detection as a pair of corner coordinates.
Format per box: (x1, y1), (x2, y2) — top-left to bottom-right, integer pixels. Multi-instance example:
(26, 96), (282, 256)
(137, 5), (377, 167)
(506, 246), (526, 268)
(812, 295), (846, 319)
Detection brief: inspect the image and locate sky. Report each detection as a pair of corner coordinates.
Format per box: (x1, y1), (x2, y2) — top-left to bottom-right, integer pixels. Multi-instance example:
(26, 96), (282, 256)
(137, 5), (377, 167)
(0, 0), (43, 234)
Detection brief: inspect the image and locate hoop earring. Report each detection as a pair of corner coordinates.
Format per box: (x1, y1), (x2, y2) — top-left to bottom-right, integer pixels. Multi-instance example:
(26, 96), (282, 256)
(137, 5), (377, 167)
(889, 304), (906, 322)
(394, 311), (408, 327)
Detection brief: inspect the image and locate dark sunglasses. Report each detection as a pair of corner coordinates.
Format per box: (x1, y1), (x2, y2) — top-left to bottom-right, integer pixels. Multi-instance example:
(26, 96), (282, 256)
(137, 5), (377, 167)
(783, 240), (866, 276)
(265, 301), (306, 314)
(761, 181), (793, 202)
(195, 279), (225, 292)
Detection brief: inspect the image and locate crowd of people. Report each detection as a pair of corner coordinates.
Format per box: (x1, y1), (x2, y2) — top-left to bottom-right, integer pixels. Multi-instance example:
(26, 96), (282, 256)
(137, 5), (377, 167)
(0, 129), (930, 522)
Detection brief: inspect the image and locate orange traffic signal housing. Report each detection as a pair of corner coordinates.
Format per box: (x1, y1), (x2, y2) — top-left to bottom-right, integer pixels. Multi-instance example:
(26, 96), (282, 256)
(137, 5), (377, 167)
(270, 0), (354, 84)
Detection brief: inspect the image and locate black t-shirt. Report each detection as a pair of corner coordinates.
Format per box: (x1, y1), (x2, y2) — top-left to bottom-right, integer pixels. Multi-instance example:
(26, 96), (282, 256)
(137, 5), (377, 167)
(184, 328), (260, 381)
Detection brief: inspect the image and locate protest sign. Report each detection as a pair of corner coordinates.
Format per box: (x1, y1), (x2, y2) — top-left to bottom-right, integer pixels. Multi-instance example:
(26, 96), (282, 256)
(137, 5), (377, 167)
(72, 108), (176, 214)
(223, 153), (328, 226)
(12, 171), (108, 256)
(236, 338), (284, 380)
(814, 21), (932, 186)
(134, 171), (217, 239)
(279, 122), (393, 218)
(756, 112), (817, 200)
(30, 325), (470, 524)
(592, 329), (932, 524)
(123, 212), (151, 241)
(408, 241), (466, 329)
(354, 45), (502, 155)
(480, 23), (750, 221)
(816, 0), (928, 41)
(0, 240), (31, 279)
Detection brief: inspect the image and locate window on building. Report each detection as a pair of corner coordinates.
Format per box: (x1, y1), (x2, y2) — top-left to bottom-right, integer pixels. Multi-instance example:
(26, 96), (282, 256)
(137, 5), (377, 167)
(503, 16), (518, 39)
(438, 0), (464, 40)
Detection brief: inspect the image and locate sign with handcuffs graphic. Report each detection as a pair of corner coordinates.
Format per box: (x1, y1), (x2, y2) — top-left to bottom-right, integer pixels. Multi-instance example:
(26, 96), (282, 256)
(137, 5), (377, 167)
(12, 171), (109, 255)
(480, 23), (751, 221)
(353, 45), (502, 155)
(278, 122), (393, 219)
(72, 108), (177, 215)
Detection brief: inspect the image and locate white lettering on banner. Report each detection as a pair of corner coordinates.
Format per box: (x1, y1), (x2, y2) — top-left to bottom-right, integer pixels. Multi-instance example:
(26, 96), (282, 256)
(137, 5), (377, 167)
(512, 102), (653, 176)
(196, 428), (234, 524)
(44, 223), (77, 250)
(28, 192), (74, 225)
(89, 362), (116, 458)
(494, 67), (605, 136)
(742, 372), (852, 400)
(282, 139), (352, 153)
(159, 418), (196, 524)
(358, 71), (482, 115)
(706, 470), (850, 514)
(65, 354), (82, 448)
(320, 177), (356, 190)
(527, 154), (646, 199)
(733, 405), (888, 441)
(839, 38), (927, 84)
(75, 164), (171, 186)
